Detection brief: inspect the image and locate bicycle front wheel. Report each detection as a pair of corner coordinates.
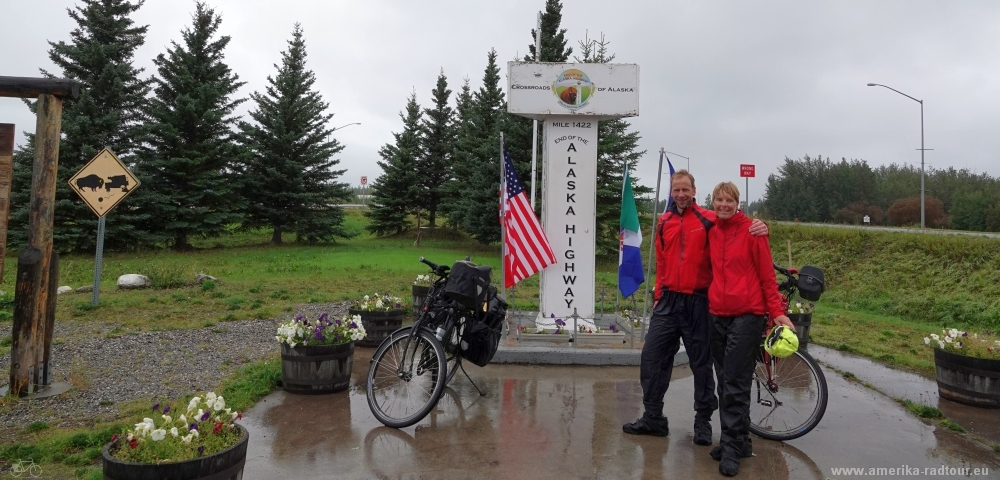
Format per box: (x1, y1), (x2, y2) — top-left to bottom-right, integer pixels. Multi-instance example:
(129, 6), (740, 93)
(367, 327), (447, 428)
(442, 319), (465, 386)
(749, 350), (828, 441)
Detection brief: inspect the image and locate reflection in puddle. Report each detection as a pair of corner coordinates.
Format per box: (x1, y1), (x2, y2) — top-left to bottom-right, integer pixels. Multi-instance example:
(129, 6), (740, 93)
(239, 360), (998, 479)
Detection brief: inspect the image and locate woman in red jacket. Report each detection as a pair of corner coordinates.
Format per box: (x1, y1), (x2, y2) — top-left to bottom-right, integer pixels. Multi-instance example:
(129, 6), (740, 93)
(707, 182), (794, 477)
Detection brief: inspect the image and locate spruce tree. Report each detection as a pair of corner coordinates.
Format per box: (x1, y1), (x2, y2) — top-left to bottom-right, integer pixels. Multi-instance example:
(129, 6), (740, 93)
(505, 0), (576, 208)
(139, 2), (246, 249)
(439, 78), (474, 229)
(450, 49), (506, 244)
(577, 34), (649, 256)
(10, 0), (152, 252)
(365, 93), (423, 237)
(418, 71), (455, 227)
(241, 24), (354, 244)
(525, 0), (573, 62)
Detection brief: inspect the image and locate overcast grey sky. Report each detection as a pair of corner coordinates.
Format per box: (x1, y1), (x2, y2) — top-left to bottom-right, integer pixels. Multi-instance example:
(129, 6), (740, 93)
(3, 0), (999, 204)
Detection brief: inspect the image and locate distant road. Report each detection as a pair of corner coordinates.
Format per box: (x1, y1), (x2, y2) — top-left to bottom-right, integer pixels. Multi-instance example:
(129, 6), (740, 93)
(774, 221), (1000, 239)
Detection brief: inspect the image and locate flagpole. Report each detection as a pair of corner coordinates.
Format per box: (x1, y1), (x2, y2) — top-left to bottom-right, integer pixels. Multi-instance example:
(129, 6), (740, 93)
(641, 148), (665, 341)
(622, 162), (634, 348)
(500, 132), (507, 302)
(530, 11), (541, 209)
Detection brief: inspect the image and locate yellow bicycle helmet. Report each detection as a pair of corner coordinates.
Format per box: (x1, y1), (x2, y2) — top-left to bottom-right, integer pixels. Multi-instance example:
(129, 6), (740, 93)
(764, 325), (799, 358)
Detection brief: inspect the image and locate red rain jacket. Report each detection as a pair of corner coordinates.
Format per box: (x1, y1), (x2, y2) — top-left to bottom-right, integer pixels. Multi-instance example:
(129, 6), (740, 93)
(707, 211), (785, 322)
(654, 203), (716, 299)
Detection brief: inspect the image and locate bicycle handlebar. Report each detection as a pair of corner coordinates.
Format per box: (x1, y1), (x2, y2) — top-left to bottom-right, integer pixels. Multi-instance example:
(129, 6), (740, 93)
(773, 262), (799, 298)
(773, 263), (792, 278)
(419, 257), (449, 277)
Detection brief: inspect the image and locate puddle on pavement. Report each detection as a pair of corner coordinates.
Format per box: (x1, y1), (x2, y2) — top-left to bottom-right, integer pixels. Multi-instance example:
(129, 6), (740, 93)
(237, 346), (998, 479)
(810, 344), (1000, 445)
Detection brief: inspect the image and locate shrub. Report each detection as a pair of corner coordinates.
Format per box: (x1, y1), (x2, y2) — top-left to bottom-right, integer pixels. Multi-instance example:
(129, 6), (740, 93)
(886, 197), (947, 228)
(146, 263), (190, 289)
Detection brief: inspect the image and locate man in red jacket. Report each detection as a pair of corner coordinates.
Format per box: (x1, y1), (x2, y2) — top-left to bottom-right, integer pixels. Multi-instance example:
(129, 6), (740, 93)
(623, 170), (767, 446)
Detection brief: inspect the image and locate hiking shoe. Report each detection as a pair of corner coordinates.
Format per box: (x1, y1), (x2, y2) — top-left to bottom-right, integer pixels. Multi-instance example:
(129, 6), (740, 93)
(719, 455), (740, 477)
(711, 440), (753, 461)
(710, 446), (723, 461)
(693, 419), (712, 446)
(622, 415), (669, 437)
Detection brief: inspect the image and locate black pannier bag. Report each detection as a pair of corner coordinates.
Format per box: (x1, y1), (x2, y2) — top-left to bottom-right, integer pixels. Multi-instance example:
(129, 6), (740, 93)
(797, 265), (825, 301)
(444, 261), (492, 309)
(460, 287), (508, 367)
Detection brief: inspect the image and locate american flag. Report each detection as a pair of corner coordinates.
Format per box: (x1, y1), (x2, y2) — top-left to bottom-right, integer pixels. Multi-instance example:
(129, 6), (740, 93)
(501, 143), (556, 288)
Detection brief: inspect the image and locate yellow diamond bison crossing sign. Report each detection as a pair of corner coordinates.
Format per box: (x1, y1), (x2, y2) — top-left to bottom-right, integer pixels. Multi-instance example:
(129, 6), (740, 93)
(68, 148), (140, 217)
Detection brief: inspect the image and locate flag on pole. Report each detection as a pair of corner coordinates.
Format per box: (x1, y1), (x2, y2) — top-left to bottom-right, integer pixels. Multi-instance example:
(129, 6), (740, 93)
(619, 168), (644, 298)
(502, 142), (556, 288)
(664, 156), (677, 213)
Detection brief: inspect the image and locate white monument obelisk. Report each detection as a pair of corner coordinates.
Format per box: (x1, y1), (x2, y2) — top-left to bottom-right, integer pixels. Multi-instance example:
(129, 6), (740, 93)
(507, 62), (639, 329)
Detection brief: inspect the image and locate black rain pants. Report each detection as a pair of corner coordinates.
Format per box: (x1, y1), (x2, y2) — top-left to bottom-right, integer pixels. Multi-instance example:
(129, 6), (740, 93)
(638, 289), (718, 421)
(711, 313), (766, 457)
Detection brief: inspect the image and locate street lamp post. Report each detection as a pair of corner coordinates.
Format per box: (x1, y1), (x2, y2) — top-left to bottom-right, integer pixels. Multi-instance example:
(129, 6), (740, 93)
(867, 83), (927, 229)
(329, 122), (361, 202)
(331, 122), (361, 133)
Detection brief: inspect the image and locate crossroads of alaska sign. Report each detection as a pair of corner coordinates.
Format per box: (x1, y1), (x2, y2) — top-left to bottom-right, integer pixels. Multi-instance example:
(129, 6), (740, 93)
(507, 62), (639, 119)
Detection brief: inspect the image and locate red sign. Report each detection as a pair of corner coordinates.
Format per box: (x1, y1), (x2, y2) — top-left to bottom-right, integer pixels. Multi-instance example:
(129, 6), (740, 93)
(361, 176), (368, 185)
(740, 164), (755, 178)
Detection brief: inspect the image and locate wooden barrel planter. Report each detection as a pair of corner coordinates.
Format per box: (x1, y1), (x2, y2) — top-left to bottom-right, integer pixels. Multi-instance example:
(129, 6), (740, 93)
(934, 348), (1000, 408)
(280, 342), (354, 394)
(787, 313), (812, 352)
(412, 285), (430, 317)
(349, 309), (405, 348)
(103, 424), (248, 480)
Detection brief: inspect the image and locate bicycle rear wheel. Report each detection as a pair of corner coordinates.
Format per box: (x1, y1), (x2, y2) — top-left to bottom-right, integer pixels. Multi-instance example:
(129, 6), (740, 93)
(749, 350), (828, 441)
(367, 327), (447, 428)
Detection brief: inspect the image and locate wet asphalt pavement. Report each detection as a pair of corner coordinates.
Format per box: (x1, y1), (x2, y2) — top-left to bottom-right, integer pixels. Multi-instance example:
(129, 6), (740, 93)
(239, 345), (999, 479)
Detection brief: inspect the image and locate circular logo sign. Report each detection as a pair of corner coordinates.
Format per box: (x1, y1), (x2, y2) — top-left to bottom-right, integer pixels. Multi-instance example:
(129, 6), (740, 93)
(552, 69), (595, 110)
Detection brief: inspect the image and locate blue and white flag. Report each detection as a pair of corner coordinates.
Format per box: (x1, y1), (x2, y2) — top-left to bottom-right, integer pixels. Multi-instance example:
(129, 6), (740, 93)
(618, 168), (644, 298)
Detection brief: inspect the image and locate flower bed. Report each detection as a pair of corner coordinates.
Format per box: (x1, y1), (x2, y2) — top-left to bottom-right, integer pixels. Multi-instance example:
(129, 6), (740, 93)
(276, 313), (365, 394)
(925, 328), (1000, 408)
(518, 330), (571, 345)
(106, 393), (244, 465)
(574, 324), (626, 345)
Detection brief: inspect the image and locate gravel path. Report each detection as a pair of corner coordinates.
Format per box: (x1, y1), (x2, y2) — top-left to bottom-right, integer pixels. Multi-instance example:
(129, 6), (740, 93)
(0, 302), (350, 438)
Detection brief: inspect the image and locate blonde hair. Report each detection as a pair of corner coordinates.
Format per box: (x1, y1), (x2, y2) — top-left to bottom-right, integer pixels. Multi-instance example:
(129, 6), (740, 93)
(712, 182), (741, 204)
(670, 169), (696, 190)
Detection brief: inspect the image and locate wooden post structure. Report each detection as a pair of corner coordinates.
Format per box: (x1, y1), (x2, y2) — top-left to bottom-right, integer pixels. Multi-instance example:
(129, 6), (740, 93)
(0, 123), (13, 280)
(1, 76), (79, 396)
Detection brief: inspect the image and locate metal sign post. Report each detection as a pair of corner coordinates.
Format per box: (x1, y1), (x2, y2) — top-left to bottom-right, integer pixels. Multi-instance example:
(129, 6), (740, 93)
(740, 164), (755, 211)
(91, 217), (106, 305)
(67, 148), (140, 305)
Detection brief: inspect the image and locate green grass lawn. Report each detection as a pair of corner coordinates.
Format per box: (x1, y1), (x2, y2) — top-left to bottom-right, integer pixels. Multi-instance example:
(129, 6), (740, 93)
(809, 304), (941, 376)
(1, 210), (650, 335)
(14, 213), (503, 332)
